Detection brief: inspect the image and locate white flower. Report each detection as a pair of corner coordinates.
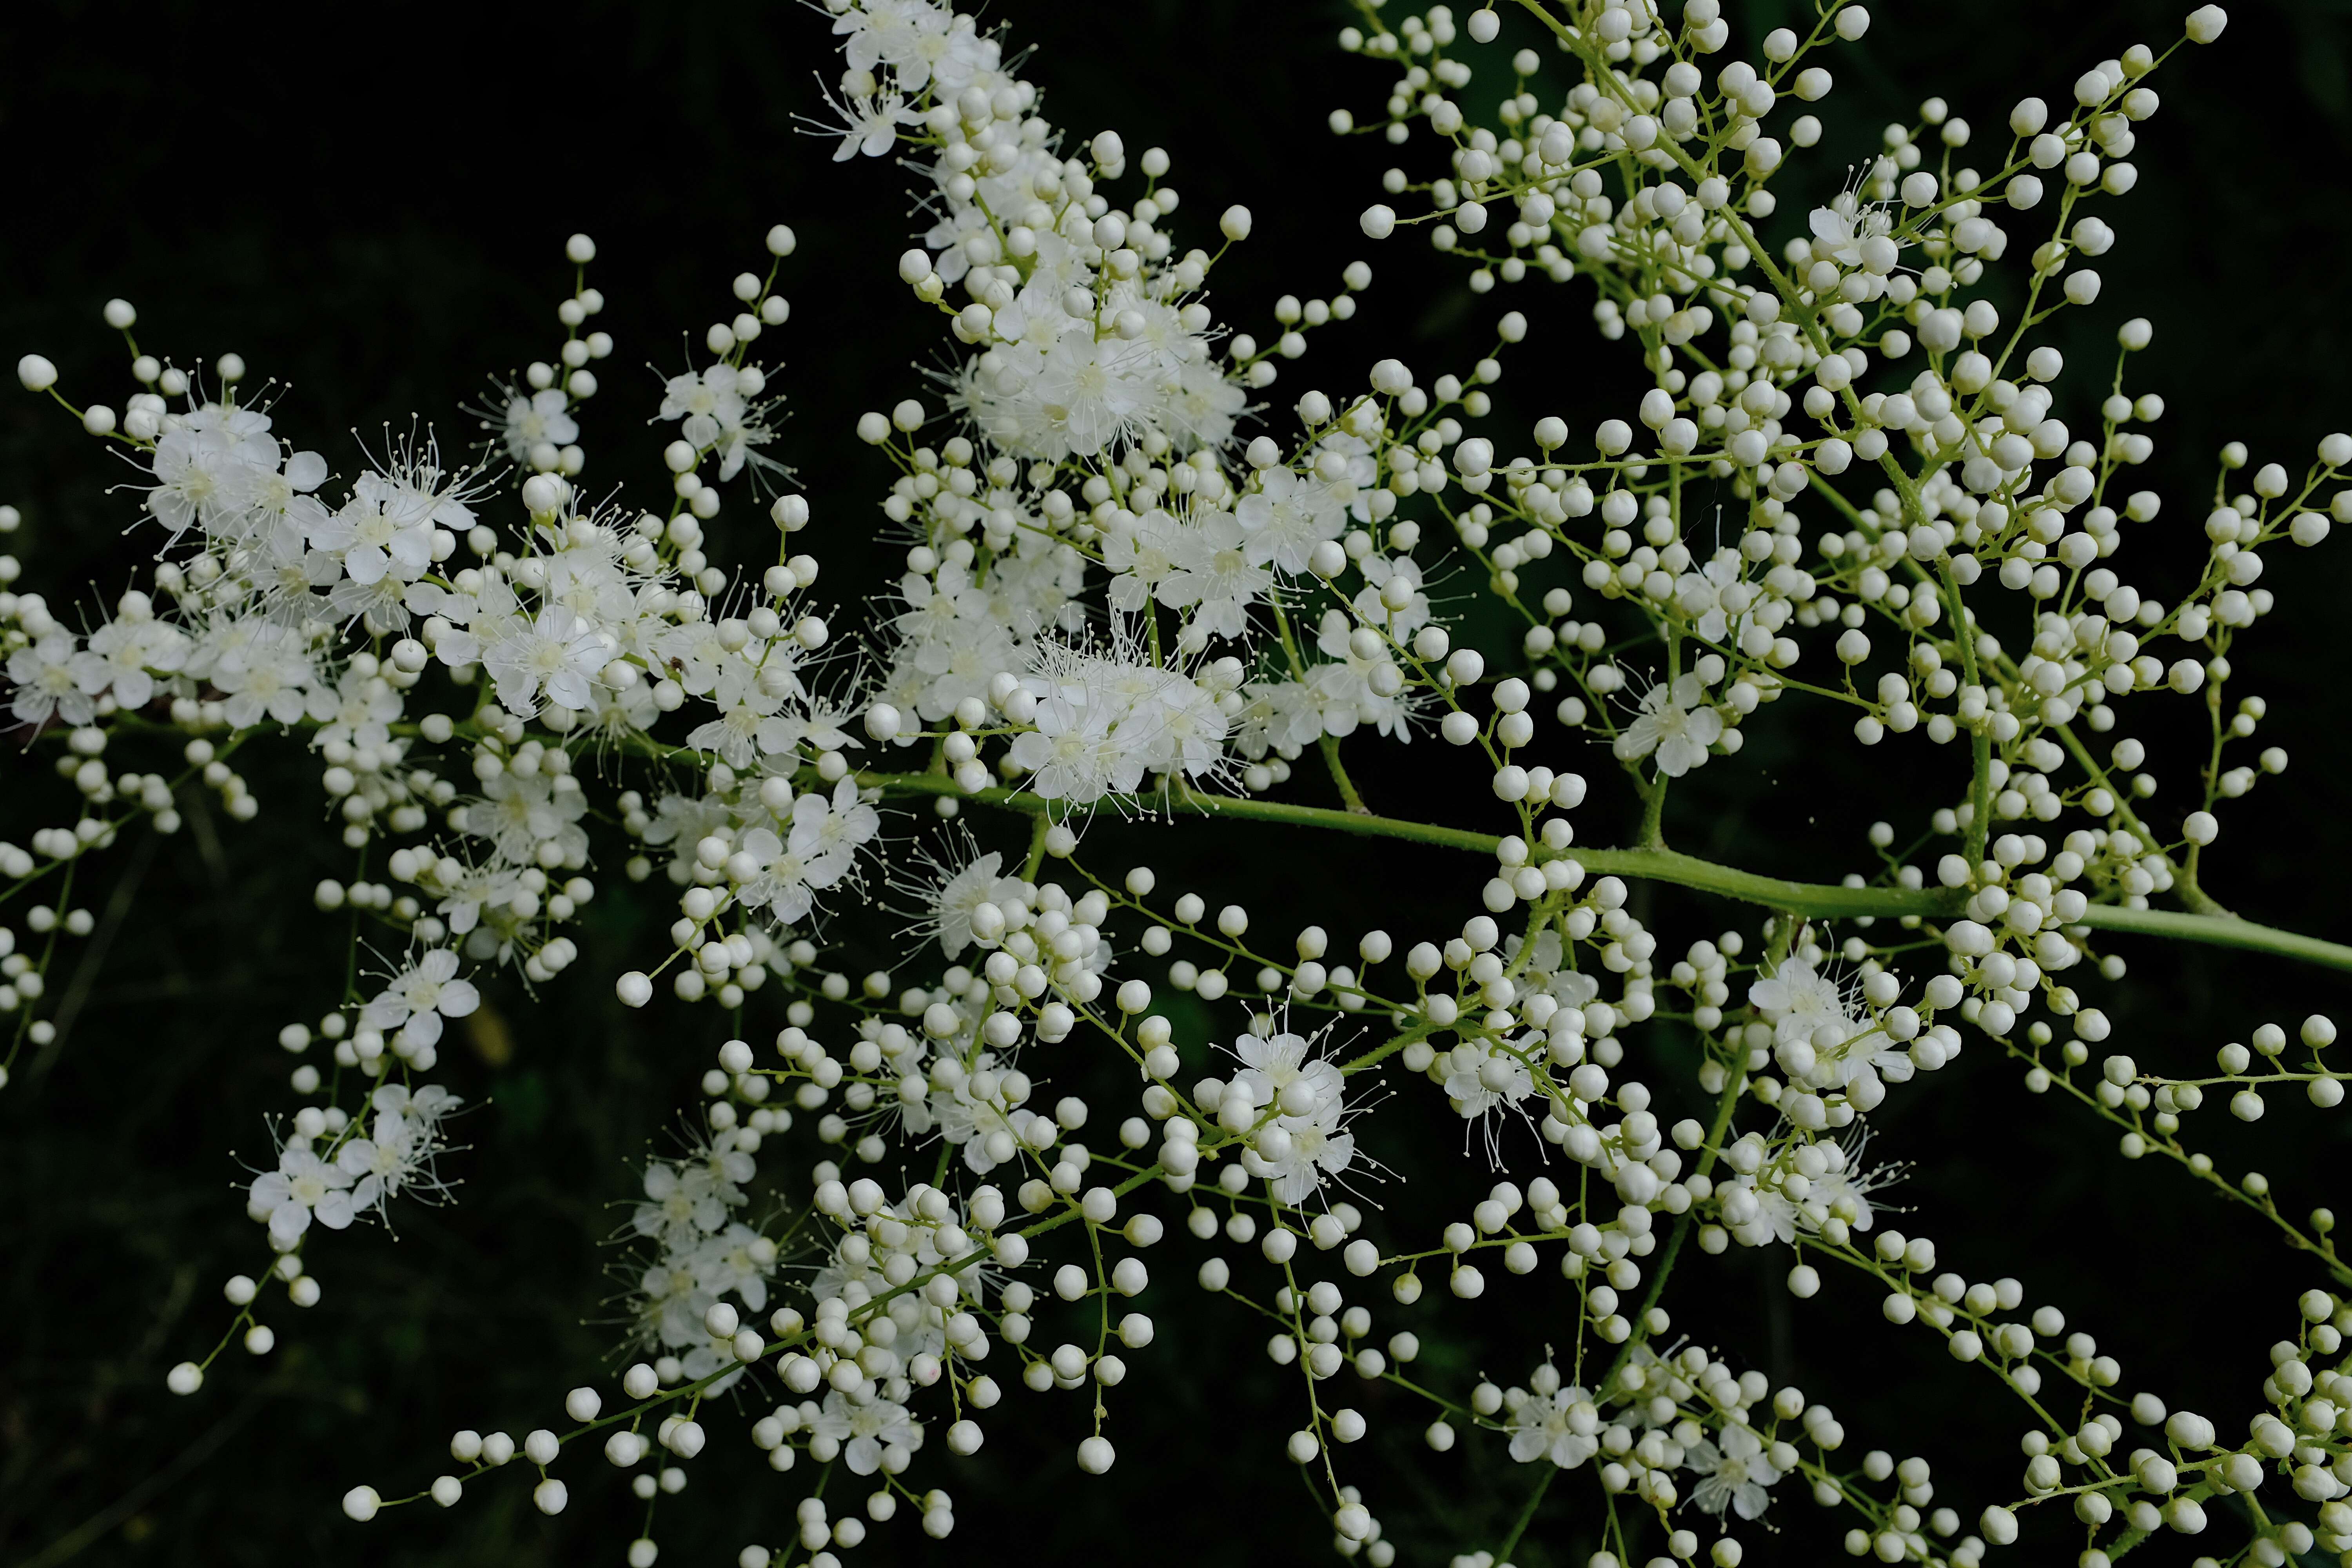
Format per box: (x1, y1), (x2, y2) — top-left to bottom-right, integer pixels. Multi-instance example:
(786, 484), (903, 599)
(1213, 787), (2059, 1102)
(659, 364), (762, 466)
(1442, 1038), (1537, 1119)
(925, 849), (1026, 960)
(1255, 1101), (1357, 1205)
(237, 450), (332, 549)
(1613, 671), (1722, 777)
(1230, 1032), (1358, 1203)
(1674, 548), (1748, 644)
(1507, 1384), (1601, 1469)
(1311, 610), (1418, 741)
(732, 824), (818, 923)
(688, 1222), (777, 1312)
(8, 634), (93, 728)
(1160, 509), (1270, 642)
(146, 407), (276, 539)
(211, 623), (328, 730)
(1807, 193), (1895, 270)
(360, 950), (481, 1049)
(828, 89), (915, 162)
(1029, 332), (1151, 457)
(308, 473), (436, 586)
(1746, 958), (1851, 1051)
(811, 1390), (918, 1476)
(419, 858), (524, 936)
(1231, 1032), (1343, 1120)
(684, 663), (795, 768)
(1235, 465), (1345, 575)
(313, 669), (403, 753)
(642, 791), (732, 881)
(1101, 508), (1201, 616)
(631, 1140), (756, 1252)
(1718, 1173), (1800, 1247)
(336, 1082), (461, 1211)
(1686, 1423), (1783, 1520)
(459, 771), (589, 866)
(926, 1075), (1024, 1175)
(485, 606), (612, 717)
(248, 1145), (356, 1244)
(1805, 1142), (1904, 1234)
(1233, 678), (1324, 760)
(499, 388), (577, 463)
(1008, 690), (1119, 803)
(1352, 552), (1430, 637)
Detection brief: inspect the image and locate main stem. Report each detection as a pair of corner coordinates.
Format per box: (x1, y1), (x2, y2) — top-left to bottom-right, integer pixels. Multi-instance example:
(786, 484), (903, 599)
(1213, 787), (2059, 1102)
(857, 771), (2352, 973)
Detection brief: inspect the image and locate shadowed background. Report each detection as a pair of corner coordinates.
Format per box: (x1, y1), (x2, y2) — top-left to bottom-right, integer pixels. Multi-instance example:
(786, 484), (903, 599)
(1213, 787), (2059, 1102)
(3, 0), (2349, 1563)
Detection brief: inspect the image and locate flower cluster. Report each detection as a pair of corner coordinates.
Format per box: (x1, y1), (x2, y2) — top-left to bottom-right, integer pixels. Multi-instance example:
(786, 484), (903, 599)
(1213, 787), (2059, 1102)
(10, 1), (2352, 1567)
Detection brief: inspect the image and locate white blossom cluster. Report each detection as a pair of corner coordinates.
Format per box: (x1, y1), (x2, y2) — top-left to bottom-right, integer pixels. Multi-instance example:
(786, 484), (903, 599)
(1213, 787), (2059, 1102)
(6, 0), (2352, 1565)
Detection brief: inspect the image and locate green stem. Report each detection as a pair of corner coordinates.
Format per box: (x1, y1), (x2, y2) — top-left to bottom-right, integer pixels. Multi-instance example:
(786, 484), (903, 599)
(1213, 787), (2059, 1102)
(1499, 1013), (1753, 1564)
(1637, 771), (1668, 849)
(1319, 733), (1371, 815)
(1935, 557), (1994, 870)
(2065, 902), (2350, 969)
(1020, 809), (1052, 881)
(1491, 1465), (1556, 1563)
(850, 772), (2352, 971)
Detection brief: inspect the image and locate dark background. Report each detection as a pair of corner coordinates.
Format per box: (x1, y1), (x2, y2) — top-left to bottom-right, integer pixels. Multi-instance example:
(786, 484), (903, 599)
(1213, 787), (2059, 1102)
(4, 1), (2350, 1564)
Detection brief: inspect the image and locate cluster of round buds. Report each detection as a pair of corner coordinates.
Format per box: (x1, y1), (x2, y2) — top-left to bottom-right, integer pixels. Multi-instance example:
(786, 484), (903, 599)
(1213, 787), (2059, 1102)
(19, 1), (2352, 1565)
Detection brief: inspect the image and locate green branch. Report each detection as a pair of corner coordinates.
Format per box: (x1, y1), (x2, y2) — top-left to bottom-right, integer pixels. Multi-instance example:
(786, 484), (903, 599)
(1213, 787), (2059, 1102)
(855, 772), (2352, 972)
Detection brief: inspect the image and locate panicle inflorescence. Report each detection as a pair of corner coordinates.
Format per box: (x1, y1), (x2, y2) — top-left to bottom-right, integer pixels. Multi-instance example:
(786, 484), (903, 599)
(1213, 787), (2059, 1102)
(13, 0), (2352, 1564)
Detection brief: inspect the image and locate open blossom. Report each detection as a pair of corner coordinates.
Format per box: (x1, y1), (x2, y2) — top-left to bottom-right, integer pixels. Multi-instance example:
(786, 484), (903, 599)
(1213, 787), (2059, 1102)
(1231, 1032), (1342, 1120)
(8, 633), (92, 728)
(359, 949), (480, 1049)
(1310, 609), (1417, 740)
(1508, 1379), (1601, 1470)
(1686, 1423), (1784, 1520)
(307, 474), (435, 586)
(922, 1065), (1029, 1176)
(827, 87), (916, 162)
(336, 1082), (461, 1211)
(1748, 958), (1851, 1051)
(811, 1390), (919, 1476)
(1235, 464), (1345, 575)
(247, 1145), (356, 1244)
(1442, 1037), (1536, 1119)
(498, 387), (577, 463)
(72, 617), (189, 711)
(923, 848), (1026, 960)
(684, 664), (795, 767)
(146, 405), (279, 540)
(24, 0), (2340, 1557)
(1229, 1031), (1357, 1203)
(1232, 677), (1324, 760)
(1252, 1100), (1356, 1205)
(485, 606), (612, 716)
(659, 363), (774, 480)
(1808, 191), (1898, 271)
(1674, 548), (1749, 643)
(459, 769), (590, 866)
(312, 668), (403, 752)
(1160, 509), (1269, 643)
(1717, 1172), (1800, 1248)
(1008, 690), (1119, 802)
(632, 1137), (756, 1248)
(237, 450), (332, 549)
(731, 824), (819, 922)
(1614, 671), (1722, 777)
(1101, 508), (1198, 616)
(212, 622), (329, 730)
